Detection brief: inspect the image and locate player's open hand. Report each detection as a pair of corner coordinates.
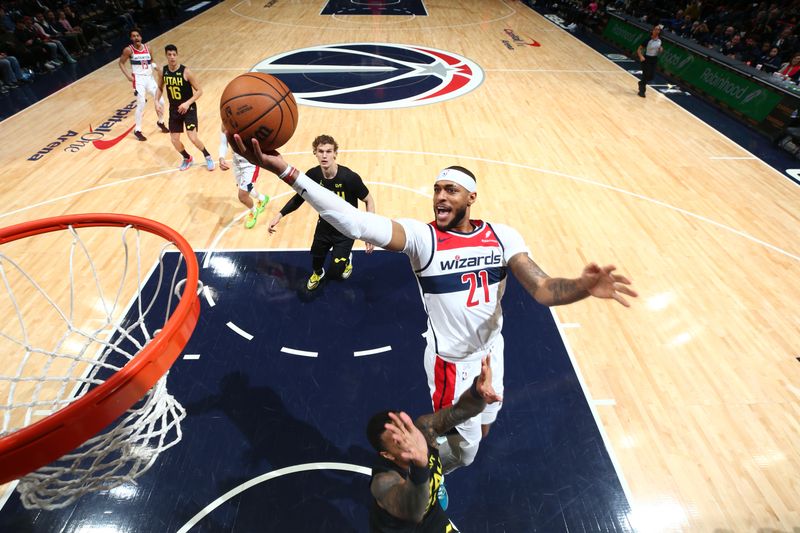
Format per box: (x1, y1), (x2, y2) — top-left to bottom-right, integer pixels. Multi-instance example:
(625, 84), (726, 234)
(177, 102), (189, 115)
(233, 135), (289, 176)
(218, 157), (230, 171)
(580, 263), (638, 307)
(385, 411), (428, 467)
(267, 214), (282, 234)
(476, 356), (502, 404)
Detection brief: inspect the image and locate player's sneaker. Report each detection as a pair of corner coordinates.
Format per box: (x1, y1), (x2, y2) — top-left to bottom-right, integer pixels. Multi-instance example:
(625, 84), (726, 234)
(256, 195), (270, 214)
(307, 269), (325, 290)
(157, 121), (169, 133)
(341, 252), (353, 279)
(437, 482), (449, 511)
(179, 156), (193, 171)
(205, 156), (215, 171)
(134, 130), (146, 141)
(244, 211), (258, 229)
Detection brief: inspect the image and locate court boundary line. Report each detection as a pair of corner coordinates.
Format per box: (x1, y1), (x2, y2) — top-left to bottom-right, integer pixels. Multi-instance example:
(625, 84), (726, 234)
(553, 310), (635, 520)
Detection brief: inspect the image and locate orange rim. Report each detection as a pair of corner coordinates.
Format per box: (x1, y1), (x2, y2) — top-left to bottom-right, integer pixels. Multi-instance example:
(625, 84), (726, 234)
(0, 214), (200, 484)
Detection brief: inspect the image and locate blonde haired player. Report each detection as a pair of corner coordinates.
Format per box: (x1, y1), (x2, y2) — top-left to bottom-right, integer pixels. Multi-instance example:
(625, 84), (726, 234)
(118, 28), (168, 141)
(219, 127), (269, 229)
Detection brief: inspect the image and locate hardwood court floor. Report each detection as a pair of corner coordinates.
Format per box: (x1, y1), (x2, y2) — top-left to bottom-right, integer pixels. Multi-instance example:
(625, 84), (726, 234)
(1, 1), (799, 531)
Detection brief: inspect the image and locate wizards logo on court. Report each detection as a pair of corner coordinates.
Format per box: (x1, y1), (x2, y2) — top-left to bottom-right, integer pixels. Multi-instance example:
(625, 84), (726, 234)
(251, 43), (484, 109)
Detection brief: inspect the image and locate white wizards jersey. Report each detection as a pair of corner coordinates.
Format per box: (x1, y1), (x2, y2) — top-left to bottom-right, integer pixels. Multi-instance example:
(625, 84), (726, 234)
(129, 44), (153, 76)
(398, 218), (529, 362)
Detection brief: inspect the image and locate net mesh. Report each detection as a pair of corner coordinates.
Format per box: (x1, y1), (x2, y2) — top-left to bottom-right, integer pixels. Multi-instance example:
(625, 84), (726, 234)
(0, 223), (192, 510)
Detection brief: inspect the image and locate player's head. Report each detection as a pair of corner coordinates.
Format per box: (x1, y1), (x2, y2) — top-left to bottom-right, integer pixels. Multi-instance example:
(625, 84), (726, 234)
(130, 28), (142, 44)
(164, 44), (178, 66)
(366, 410), (403, 463)
(651, 24), (662, 38)
(433, 166), (477, 232)
(312, 134), (338, 170)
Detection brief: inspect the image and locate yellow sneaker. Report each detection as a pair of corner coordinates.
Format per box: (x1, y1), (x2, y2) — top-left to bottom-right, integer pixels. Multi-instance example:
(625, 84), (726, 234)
(256, 195), (270, 214)
(244, 211), (257, 229)
(306, 269), (325, 290)
(341, 253), (353, 279)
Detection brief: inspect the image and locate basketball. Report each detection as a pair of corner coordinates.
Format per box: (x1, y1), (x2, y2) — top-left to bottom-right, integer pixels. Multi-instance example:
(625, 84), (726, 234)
(219, 73), (298, 160)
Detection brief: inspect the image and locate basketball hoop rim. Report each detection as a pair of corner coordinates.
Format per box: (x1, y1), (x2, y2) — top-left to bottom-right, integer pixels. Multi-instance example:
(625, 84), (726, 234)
(0, 213), (200, 485)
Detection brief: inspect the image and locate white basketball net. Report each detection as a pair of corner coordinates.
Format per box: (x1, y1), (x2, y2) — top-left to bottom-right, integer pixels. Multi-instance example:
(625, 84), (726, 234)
(0, 223), (191, 510)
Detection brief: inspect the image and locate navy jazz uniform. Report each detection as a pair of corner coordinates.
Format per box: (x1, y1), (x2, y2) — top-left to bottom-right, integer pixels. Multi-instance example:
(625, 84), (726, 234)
(369, 448), (458, 532)
(161, 64), (197, 133)
(278, 165), (370, 278)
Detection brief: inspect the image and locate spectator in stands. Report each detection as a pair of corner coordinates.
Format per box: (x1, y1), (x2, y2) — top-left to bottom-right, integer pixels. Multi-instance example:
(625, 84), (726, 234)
(721, 33), (745, 59)
(0, 50), (23, 90)
(684, 1), (702, 21)
(777, 52), (800, 81)
(707, 23), (727, 48)
(12, 19), (55, 72)
(772, 27), (797, 57)
(721, 25), (736, 43)
(62, 5), (111, 49)
(760, 46), (784, 73)
(30, 13), (76, 63)
(0, 28), (33, 75)
(102, 0), (137, 31)
(0, 6), (15, 32)
(47, 9), (89, 54)
(740, 35), (762, 65)
(691, 19), (711, 45)
(677, 14), (694, 37)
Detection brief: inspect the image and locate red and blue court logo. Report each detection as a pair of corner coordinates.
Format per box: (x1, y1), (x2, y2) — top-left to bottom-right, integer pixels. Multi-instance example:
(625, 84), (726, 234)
(251, 43), (484, 109)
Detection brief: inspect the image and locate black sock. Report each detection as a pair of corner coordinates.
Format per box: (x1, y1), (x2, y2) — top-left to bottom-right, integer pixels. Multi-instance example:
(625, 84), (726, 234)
(180, 150), (190, 159)
(201, 148), (210, 157)
(312, 256), (325, 274)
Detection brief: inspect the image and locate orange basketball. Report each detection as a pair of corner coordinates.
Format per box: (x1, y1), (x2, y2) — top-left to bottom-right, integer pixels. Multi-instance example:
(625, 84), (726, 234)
(219, 73), (298, 160)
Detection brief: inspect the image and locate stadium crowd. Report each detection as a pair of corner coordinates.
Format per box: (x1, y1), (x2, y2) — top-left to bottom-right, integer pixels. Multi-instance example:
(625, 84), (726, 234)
(0, 0), (180, 94)
(539, 0), (800, 79)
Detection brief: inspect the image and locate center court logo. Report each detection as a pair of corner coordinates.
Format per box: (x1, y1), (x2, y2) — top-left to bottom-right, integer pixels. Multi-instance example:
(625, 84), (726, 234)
(251, 43), (484, 109)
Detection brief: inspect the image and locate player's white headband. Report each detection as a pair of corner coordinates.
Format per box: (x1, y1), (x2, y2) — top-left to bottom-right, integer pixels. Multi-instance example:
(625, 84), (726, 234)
(435, 168), (476, 193)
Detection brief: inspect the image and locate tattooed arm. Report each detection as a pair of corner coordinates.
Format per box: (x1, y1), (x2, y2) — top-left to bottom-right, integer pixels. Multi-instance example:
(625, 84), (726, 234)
(415, 357), (503, 447)
(371, 462), (430, 523)
(508, 253), (638, 307)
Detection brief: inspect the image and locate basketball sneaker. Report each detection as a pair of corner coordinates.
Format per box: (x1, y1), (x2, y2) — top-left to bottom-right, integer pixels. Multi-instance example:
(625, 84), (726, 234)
(437, 481), (449, 511)
(256, 195), (270, 214)
(205, 156), (215, 171)
(157, 121), (169, 133)
(244, 211), (258, 229)
(341, 252), (353, 279)
(307, 269), (325, 290)
(134, 130), (146, 141)
(179, 156), (193, 171)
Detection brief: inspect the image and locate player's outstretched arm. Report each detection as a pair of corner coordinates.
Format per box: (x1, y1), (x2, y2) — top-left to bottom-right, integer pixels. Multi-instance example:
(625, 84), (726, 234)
(414, 357), (502, 447)
(234, 135), (408, 252)
(508, 253), (638, 307)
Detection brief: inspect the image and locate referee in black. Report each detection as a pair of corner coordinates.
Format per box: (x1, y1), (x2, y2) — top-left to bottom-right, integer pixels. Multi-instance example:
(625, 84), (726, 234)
(637, 25), (664, 98)
(268, 135), (375, 290)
